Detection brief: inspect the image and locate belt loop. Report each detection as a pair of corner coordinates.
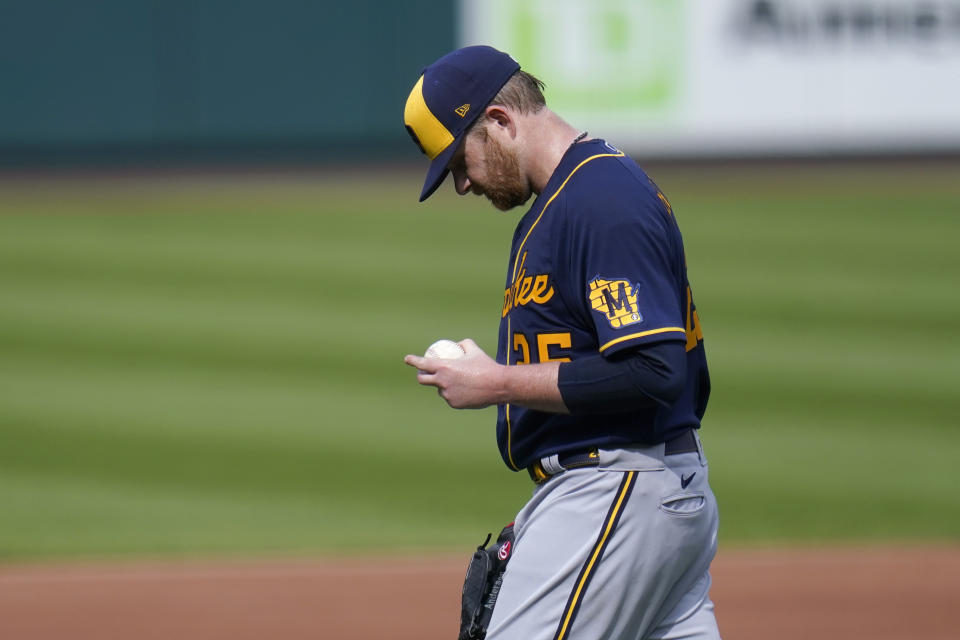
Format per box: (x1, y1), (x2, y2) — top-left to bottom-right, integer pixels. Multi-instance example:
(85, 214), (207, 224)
(539, 454), (564, 476)
(694, 431), (706, 466)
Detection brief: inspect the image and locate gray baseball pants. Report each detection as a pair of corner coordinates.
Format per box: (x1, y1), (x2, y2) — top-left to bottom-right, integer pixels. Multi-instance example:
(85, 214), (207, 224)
(486, 435), (721, 640)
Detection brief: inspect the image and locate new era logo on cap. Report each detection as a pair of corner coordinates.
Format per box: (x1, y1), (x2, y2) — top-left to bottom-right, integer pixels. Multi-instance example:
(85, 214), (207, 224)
(403, 46), (520, 201)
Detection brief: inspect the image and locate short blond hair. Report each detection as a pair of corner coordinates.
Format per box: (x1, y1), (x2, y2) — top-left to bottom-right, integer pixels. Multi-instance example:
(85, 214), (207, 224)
(491, 70), (546, 113)
(469, 70), (546, 137)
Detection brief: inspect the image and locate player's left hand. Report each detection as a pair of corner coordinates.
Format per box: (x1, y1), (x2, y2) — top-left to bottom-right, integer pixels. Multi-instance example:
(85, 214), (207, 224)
(404, 339), (504, 409)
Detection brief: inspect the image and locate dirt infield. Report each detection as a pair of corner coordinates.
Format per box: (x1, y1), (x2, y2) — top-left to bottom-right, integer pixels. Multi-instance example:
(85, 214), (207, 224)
(1, 546), (957, 640)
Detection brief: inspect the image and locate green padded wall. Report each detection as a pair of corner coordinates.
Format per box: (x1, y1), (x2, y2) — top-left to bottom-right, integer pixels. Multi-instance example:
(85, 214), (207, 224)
(0, 1), (455, 164)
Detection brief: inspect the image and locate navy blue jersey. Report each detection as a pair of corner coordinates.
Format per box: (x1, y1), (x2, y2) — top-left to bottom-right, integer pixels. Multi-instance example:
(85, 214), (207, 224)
(495, 139), (710, 471)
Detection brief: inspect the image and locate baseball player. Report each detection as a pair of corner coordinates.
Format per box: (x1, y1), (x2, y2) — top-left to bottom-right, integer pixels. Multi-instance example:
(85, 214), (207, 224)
(403, 46), (721, 640)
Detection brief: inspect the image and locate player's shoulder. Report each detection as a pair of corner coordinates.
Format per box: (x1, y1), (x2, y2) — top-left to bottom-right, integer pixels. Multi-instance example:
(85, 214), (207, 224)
(553, 140), (668, 224)
(556, 141), (654, 198)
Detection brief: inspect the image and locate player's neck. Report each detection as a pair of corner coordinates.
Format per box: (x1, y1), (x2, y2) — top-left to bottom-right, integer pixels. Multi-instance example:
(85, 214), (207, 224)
(520, 110), (583, 195)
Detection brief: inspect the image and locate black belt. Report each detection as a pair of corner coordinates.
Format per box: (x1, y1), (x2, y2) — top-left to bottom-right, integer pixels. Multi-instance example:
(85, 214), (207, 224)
(527, 429), (699, 485)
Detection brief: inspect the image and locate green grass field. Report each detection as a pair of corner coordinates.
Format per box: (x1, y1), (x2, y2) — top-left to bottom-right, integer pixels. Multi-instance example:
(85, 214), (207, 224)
(1, 163), (958, 562)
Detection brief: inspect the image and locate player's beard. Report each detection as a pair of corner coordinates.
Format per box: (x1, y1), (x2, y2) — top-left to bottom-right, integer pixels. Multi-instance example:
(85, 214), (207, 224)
(477, 134), (531, 211)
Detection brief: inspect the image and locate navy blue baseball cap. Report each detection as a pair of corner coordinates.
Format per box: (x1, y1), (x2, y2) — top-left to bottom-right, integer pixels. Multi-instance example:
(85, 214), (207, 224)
(404, 46), (520, 201)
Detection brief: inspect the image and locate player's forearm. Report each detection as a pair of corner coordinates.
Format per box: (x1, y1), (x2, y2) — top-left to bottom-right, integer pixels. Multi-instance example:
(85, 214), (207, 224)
(557, 342), (687, 414)
(497, 361), (570, 413)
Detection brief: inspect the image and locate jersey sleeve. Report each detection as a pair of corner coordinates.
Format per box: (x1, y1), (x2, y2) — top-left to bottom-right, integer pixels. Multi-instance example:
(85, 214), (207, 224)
(560, 160), (687, 356)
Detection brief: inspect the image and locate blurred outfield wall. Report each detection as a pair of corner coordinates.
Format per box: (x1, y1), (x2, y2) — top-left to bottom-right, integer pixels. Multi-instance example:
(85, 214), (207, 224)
(2, 0), (960, 166)
(0, 0), (455, 165)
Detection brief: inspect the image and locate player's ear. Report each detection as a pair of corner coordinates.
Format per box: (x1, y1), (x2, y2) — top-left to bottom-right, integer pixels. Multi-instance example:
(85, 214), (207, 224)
(484, 105), (516, 138)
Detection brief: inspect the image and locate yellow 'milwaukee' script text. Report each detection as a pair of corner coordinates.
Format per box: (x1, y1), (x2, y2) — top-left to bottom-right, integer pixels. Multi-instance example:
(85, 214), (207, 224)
(502, 252), (554, 317)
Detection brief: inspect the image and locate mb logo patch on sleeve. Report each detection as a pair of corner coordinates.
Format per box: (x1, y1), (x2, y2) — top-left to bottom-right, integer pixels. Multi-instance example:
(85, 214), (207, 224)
(588, 277), (643, 328)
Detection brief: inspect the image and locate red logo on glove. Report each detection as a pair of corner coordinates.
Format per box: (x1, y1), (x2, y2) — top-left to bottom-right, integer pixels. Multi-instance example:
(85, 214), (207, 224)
(498, 541), (512, 561)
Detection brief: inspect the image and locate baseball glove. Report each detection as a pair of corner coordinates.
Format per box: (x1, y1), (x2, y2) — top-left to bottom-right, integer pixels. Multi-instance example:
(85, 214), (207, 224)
(458, 523), (515, 640)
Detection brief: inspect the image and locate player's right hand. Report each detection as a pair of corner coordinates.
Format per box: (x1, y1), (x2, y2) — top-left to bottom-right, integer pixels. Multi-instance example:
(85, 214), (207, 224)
(404, 339), (506, 410)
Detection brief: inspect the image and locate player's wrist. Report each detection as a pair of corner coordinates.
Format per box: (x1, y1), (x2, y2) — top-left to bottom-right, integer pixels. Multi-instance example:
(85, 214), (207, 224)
(493, 363), (515, 405)
(497, 361), (566, 412)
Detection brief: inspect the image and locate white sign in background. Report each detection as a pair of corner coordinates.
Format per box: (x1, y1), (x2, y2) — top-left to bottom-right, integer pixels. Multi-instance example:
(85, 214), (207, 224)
(460, 0), (960, 155)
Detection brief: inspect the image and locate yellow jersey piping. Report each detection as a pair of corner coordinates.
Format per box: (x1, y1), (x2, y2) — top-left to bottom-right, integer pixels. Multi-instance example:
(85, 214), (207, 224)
(504, 316), (517, 470)
(505, 150), (624, 471)
(511, 151), (624, 282)
(599, 327), (686, 352)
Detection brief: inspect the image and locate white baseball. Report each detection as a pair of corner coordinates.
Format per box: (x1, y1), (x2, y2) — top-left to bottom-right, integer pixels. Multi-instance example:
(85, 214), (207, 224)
(424, 339), (466, 360)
